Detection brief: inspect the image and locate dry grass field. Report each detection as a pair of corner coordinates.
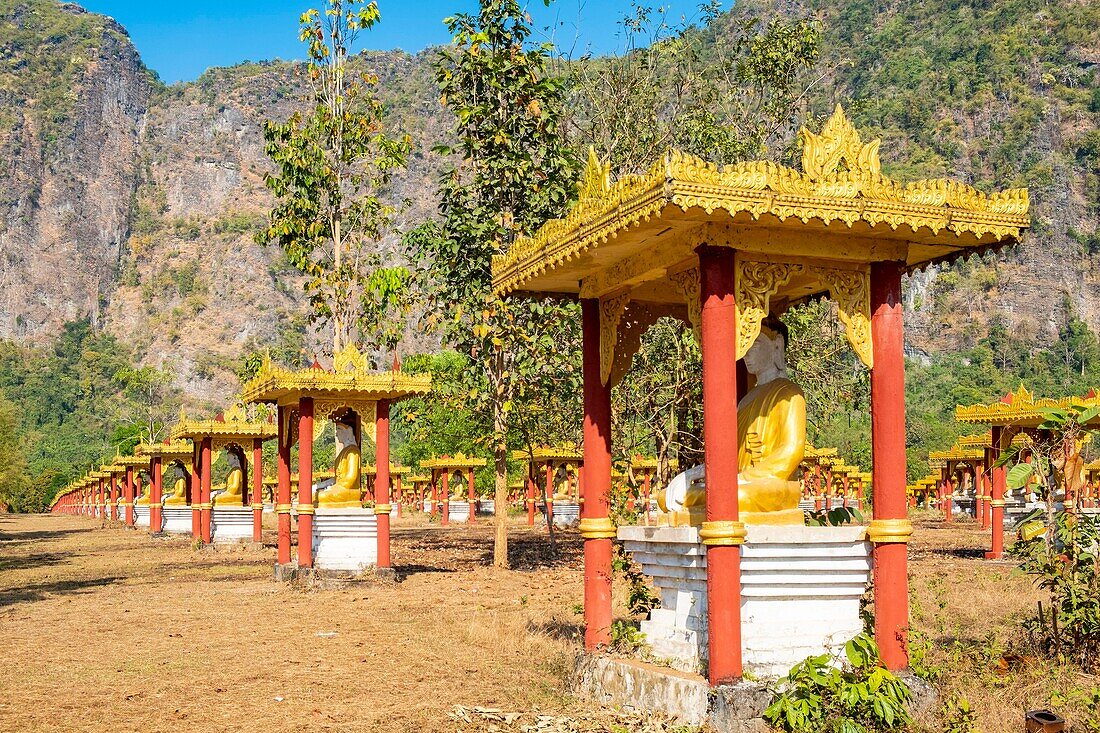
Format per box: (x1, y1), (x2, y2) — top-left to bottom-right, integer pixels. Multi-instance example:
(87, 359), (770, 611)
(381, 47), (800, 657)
(1, 511), (1097, 732)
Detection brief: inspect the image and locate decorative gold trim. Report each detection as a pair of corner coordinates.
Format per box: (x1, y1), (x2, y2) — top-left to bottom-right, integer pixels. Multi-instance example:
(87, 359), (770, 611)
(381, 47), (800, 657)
(491, 106), (1030, 297)
(813, 266), (873, 368)
(735, 260), (803, 359)
(699, 520), (748, 546)
(373, 504), (393, 514)
(599, 291), (631, 385)
(275, 503), (294, 514)
(296, 504), (315, 515)
(867, 518), (913, 543)
(250, 503), (264, 510)
(668, 266), (701, 342)
(578, 517), (617, 539)
(990, 500), (1006, 508)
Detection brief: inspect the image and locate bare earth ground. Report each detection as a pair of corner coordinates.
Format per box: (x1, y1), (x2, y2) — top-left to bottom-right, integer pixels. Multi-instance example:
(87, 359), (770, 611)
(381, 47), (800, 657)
(1, 511), (1098, 733)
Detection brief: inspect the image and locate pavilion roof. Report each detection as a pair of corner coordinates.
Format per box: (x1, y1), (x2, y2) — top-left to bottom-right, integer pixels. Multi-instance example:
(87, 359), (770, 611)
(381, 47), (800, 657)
(421, 454), (487, 471)
(406, 474), (432, 484)
(928, 446), (985, 462)
(492, 105), (1028, 310)
(137, 440), (194, 460)
(955, 385), (1100, 428)
(171, 403), (277, 443)
(512, 445), (583, 464)
(116, 453), (148, 468)
(240, 344), (430, 407)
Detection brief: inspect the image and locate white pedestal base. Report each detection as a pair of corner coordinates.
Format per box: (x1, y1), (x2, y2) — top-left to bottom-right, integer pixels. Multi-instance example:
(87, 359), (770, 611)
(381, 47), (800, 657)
(548, 502), (580, 526)
(619, 524), (871, 678)
(478, 499), (495, 515)
(134, 505), (150, 528)
(422, 499), (433, 513)
(447, 501), (471, 523)
(211, 507), (253, 543)
(162, 506), (192, 534)
(312, 509), (378, 572)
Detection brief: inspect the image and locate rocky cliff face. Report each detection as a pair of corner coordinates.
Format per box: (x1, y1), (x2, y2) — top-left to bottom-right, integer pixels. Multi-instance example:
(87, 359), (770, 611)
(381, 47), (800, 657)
(0, 0), (1097, 405)
(0, 2), (151, 340)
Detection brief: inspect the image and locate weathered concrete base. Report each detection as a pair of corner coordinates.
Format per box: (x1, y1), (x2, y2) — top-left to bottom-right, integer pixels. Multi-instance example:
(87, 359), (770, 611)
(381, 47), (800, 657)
(447, 501), (471, 523)
(162, 506), (192, 534)
(134, 505), (151, 529)
(572, 654), (770, 732)
(312, 508), (378, 571)
(546, 502), (581, 526)
(477, 499), (496, 515)
(272, 562), (396, 586)
(211, 506), (253, 543)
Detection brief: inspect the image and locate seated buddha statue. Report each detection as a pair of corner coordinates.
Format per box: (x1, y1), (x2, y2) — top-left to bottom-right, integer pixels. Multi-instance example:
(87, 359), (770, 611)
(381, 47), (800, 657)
(134, 479), (151, 507)
(551, 469), (575, 503)
(661, 324), (807, 526)
(316, 443), (363, 507)
(212, 464), (244, 506)
(163, 476), (188, 506)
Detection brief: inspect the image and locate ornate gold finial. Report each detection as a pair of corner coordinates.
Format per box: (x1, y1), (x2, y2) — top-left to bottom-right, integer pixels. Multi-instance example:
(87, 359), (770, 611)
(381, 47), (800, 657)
(223, 402), (247, 423)
(178, 406), (188, 423)
(333, 342), (366, 373)
(800, 105), (882, 181)
(1014, 384), (1033, 403)
(578, 147), (611, 201)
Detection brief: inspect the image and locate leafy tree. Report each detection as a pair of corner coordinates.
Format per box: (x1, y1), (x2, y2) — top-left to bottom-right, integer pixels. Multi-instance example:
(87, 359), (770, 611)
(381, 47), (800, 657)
(563, 2), (821, 173)
(407, 0), (579, 567)
(257, 0), (411, 357)
(0, 390), (30, 511)
(115, 365), (181, 443)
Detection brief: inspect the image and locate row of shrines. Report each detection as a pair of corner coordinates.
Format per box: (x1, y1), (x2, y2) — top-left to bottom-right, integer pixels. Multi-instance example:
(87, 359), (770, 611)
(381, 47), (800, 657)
(51, 107), (1031, 688)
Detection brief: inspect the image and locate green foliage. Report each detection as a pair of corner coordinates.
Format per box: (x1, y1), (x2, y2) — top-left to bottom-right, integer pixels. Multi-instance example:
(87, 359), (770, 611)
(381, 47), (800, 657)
(0, 321), (182, 509)
(1010, 511), (1100, 672)
(608, 619), (648, 654)
(257, 0), (411, 356)
(612, 543), (659, 616)
(805, 506), (864, 527)
(941, 696), (978, 733)
(764, 633), (912, 733)
(564, 3), (821, 173)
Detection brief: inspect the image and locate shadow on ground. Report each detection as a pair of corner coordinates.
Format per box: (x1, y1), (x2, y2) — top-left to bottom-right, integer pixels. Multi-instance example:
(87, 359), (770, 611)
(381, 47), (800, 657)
(0, 575), (123, 607)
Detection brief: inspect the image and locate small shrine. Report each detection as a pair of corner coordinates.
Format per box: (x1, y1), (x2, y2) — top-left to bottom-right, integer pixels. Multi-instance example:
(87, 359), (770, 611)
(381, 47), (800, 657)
(629, 456), (678, 524)
(513, 446), (583, 527)
(955, 385), (1100, 557)
(171, 404), (277, 544)
(116, 453), (149, 528)
(420, 454), (487, 524)
(136, 440), (195, 535)
(928, 443), (986, 522)
(492, 105), (1029, 690)
(405, 474), (433, 513)
(241, 344), (430, 576)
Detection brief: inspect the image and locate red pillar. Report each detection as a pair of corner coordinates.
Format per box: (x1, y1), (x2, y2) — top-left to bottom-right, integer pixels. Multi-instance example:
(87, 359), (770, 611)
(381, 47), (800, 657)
(467, 467), (476, 522)
(375, 400), (392, 568)
(277, 405), (292, 566)
(151, 457), (163, 533)
(124, 467), (136, 527)
(697, 246), (744, 685)
(987, 428), (1006, 559)
(869, 260), (911, 671)
(297, 396), (315, 568)
(200, 437), (212, 543)
(191, 446), (201, 537)
(441, 470), (450, 526)
(580, 297), (614, 650)
(252, 438), (264, 543)
(544, 462), (555, 528)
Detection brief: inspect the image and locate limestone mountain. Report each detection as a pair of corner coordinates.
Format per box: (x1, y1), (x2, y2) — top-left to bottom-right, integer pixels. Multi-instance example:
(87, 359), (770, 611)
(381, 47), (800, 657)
(0, 0), (1097, 407)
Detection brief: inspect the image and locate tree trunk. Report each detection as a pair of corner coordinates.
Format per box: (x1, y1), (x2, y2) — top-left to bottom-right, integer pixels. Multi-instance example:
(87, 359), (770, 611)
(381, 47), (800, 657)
(493, 403), (510, 569)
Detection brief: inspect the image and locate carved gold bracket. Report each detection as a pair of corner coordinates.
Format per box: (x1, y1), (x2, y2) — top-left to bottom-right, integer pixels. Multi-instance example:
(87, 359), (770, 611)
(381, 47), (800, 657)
(668, 266), (701, 343)
(813, 266), (873, 368)
(599, 291), (631, 385)
(608, 302), (680, 388)
(735, 260), (804, 359)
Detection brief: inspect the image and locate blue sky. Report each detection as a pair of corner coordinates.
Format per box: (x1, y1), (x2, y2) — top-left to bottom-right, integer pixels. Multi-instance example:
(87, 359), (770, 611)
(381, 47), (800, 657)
(79, 1), (725, 84)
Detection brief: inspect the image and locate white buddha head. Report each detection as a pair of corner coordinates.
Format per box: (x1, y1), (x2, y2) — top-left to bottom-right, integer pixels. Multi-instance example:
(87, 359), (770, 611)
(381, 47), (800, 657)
(743, 323), (789, 387)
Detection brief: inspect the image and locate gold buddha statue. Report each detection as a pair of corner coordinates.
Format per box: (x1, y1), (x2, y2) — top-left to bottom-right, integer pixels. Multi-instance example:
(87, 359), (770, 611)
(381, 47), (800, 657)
(163, 476), (188, 506)
(551, 467), (575, 502)
(661, 324), (807, 526)
(316, 438), (363, 507)
(212, 461), (245, 506)
(134, 479), (151, 507)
